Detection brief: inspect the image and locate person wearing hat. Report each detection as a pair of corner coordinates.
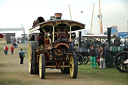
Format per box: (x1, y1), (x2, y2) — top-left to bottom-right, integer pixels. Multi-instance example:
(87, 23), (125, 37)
(19, 48), (26, 64)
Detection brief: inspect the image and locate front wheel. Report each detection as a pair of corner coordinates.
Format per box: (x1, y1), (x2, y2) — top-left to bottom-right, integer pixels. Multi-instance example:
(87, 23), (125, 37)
(105, 53), (114, 68)
(97, 53), (114, 67)
(83, 56), (89, 64)
(77, 54), (84, 65)
(39, 54), (46, 79)
(70, 53), (78, 78)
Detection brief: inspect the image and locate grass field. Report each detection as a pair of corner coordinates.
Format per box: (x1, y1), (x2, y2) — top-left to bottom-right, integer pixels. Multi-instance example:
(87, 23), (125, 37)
(78, 64), (128, 85)
(0, 47), (3, 51)
(0, 43), (128, 85)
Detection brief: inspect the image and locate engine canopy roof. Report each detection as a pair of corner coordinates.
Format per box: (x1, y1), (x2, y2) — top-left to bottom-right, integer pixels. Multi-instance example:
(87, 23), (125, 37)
(29, 19), (85, 33)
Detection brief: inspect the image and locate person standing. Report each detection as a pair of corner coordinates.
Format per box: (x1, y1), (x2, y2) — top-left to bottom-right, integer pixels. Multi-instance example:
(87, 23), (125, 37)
(100, 46), (106, 69)
(3, 45), (6, 54)
(16, 41), (18, 48)
(14, 41), (16, 48)
(11, 45), (14, 55)
(96, 48), (101, 63)
(5, 46), (8, 55)
(89, 46), (97, 69)
(19, 48), (26, 64)
(114, 36), (121, 46)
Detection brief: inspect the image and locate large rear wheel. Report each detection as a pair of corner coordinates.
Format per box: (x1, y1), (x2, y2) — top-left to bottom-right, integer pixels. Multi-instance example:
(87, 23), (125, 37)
(29, 41), (39, 74)
(70, 53), (78, 78)
(39, 54), (46, 79)
(32, 51), (39, 74)
(29, 42), (34, 74)
(114, 51), (128, 73)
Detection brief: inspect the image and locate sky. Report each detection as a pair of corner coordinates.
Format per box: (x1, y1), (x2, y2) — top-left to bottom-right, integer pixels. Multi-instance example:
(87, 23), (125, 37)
(0, 0), (128, 37)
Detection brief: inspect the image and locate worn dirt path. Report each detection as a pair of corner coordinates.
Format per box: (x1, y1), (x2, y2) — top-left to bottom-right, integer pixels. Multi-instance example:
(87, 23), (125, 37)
(0, 43), (125, 85)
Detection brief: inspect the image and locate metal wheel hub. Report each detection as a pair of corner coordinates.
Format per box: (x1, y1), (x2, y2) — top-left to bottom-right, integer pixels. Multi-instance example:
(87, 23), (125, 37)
(55, 47), (65, 56)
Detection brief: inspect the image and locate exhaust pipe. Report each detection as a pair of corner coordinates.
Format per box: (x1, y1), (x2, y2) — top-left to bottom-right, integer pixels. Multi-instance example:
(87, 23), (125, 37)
(54, 13), (62, 19)
(78, 31), (82, 48)
(107, 27), (111, 46)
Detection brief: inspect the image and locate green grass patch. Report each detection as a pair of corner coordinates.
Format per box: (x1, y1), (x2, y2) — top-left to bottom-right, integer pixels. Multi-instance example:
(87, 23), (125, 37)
(78, 63), (128, 85)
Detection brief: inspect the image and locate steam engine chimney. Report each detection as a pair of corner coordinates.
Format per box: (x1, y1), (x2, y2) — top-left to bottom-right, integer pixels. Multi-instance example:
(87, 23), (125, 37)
(54, 13), (62, 19)
(79, 31), (82, 48)
(107, 27), (111, 46)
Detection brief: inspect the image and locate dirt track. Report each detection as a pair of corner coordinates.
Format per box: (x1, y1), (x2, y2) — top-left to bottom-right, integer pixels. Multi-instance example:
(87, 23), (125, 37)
(0, 43), (127, 85)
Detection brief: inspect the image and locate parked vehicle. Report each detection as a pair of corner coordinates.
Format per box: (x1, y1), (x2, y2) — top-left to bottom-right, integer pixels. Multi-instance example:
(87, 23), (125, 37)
(28, 13), (85, 79)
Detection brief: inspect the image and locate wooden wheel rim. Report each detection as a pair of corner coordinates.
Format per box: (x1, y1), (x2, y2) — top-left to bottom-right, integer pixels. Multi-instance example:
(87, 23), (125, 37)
(29, 43), (32, 72)
(70, 55), (74, 77)
(39, 55), (42, 77)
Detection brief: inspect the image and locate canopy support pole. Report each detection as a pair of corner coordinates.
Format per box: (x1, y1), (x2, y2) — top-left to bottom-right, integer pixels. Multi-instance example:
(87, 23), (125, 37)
(70, 25), (72, 42)
(68, 5), (72, 20)
(53, 25), (55, 42)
